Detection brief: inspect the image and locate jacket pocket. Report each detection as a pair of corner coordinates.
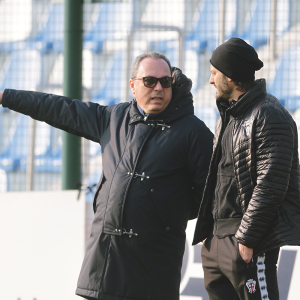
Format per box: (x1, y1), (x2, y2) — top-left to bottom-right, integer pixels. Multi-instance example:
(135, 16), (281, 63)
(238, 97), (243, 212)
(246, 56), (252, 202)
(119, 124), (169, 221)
(93, 173), (106, 213)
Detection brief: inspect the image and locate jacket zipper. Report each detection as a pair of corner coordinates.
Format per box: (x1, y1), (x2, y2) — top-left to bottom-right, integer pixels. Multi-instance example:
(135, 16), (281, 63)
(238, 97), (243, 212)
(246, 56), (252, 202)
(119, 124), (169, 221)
(212, 111), (229, 219)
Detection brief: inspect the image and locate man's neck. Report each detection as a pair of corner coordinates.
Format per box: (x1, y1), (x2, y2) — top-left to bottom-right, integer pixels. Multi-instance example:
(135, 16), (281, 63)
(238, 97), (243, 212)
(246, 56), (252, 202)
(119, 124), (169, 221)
(230, 89), (245, 101)
(137, 102), (145, 116)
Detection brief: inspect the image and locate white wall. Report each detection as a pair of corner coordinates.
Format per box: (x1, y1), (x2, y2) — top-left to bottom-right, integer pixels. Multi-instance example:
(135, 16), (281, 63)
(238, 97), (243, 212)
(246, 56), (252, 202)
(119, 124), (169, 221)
(0, 191), (86, 300)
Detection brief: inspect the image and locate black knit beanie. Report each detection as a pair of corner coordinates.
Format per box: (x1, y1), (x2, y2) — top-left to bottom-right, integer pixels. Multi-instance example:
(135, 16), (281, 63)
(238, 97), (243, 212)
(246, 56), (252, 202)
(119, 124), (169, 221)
(210, 38), (263, 81)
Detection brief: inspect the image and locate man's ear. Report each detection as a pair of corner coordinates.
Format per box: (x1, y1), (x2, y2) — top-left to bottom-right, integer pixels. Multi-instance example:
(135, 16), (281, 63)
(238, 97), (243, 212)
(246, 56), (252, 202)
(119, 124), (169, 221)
(129, 79), (135, 94)
(227, 77), (233, 82)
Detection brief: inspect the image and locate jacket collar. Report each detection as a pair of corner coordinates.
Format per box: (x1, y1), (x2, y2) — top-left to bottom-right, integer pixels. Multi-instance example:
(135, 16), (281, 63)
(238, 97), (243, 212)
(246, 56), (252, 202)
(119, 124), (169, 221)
(217, 79), (267, 118)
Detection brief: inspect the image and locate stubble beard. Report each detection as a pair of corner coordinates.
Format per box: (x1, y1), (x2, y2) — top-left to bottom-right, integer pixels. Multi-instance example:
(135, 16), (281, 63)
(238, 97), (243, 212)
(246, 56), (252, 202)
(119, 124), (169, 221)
(216, 75), (233, 102)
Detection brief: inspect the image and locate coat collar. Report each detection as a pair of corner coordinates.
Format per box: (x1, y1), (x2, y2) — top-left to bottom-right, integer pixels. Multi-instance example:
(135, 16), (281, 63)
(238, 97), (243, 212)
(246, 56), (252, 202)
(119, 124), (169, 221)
(217, 79), (267, 118)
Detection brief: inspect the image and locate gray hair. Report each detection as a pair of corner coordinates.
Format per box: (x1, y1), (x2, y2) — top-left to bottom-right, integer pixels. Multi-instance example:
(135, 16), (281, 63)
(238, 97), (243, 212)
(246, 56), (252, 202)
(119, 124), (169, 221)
(131, 51), (172, 79)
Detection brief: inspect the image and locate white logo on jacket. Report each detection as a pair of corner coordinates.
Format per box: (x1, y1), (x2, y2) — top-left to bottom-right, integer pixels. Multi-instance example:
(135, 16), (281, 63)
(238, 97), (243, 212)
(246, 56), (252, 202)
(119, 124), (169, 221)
(242, 118), (254, 137)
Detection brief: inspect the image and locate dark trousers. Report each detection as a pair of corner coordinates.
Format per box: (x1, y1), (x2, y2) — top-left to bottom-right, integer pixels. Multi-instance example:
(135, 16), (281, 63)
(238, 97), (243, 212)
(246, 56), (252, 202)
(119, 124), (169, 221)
(201, 234), (280, 300)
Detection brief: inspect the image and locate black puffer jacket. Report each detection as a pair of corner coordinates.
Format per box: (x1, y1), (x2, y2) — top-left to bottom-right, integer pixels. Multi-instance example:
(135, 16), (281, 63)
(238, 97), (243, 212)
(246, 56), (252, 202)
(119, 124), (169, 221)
(193, 79), (300, 255)
(2, 68), (213, 300)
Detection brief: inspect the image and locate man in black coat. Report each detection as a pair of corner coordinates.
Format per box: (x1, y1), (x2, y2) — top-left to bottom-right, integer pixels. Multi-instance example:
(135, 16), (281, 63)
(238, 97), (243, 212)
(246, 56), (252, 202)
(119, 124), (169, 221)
(0, 51), (213, 300)
(193, 38), (300, 300)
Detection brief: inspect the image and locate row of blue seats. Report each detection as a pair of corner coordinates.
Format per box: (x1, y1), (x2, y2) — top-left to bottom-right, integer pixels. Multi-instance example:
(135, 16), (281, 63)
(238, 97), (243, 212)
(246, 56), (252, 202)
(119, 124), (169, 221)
(0, 0), (296, 102)
(268, 46), (300, 111)
(0, 111), (62, 173)
(186, 0), (291, 51)
(0, 2), (132, 54)
(1, 42), (299, 111)
(0, 0), (293, 55)
(0, 0), (295, 92)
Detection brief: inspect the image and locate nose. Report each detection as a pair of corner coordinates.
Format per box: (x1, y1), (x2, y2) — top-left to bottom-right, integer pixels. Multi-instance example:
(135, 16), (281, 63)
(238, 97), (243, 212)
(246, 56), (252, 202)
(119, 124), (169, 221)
(154, 80), (163, 90)
(209, 74), (214, 85)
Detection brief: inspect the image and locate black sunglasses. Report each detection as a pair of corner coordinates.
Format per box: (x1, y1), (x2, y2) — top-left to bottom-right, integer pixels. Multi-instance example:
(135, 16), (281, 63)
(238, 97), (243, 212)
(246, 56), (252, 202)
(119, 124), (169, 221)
(133, 76), (173, 88)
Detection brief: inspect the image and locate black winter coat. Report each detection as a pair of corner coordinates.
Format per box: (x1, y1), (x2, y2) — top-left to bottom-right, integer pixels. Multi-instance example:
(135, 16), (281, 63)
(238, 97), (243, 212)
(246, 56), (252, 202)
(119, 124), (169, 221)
(193, 79), (300, 256)
(2, 68), (213, 300)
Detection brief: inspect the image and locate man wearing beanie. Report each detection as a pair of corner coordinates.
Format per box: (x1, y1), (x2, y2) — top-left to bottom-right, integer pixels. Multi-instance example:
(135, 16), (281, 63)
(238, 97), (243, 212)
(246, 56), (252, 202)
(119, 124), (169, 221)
(193, 38), (300, 300)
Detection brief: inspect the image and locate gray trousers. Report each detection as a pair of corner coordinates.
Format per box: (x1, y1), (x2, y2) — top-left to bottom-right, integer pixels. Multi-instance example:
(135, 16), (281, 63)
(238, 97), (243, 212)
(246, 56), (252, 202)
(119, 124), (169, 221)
(201, 234), (280, 300)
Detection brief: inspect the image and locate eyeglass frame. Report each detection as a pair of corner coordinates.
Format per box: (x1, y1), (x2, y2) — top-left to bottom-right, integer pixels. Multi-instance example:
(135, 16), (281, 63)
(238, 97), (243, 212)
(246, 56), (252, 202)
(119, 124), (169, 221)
(132, 76), (173, 88)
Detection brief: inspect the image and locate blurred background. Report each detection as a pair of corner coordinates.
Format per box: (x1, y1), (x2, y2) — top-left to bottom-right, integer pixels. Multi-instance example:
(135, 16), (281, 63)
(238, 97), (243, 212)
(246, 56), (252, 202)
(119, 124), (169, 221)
(1, 1), (300, 299)
(0, 0), (299, 193)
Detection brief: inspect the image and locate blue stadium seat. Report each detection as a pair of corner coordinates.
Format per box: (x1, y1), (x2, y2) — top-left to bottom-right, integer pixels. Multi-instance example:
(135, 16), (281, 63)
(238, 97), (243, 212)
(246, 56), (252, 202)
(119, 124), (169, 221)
(0, 48), (61, 173)
(148, 39), (178, 57)
(239, 0), (290, 49)
(0, 49), (41, 91)
(268, 45), (300, 112)
(31, 4), (64, 53)
(185, 50), (201, 91)
(164, 48), (179, 69)
(34, 126), (62, 173)
(0, 0), (33, 53)
(0, 114), (29, 172)
(0, 113), (62, 173)
(84, 2), (133, 53)
(35, 146), (62, 173)
(186, 0), (237, 52)
(91, 50), (127, 105)
(0, 4), (64, 54)
(148, 0), (236, 91)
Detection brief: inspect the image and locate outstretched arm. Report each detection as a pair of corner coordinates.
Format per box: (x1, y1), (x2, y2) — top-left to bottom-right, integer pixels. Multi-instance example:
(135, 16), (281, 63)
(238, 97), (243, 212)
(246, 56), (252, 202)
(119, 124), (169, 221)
(1, 89), (112, 143)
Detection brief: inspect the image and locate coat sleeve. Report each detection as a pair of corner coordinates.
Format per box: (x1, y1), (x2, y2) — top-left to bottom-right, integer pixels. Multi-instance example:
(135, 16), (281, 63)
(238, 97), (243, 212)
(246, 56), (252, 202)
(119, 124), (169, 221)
(2, 89), (112, 143)
(235, 105), (297, 248)
(186, 121), (213, 220)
